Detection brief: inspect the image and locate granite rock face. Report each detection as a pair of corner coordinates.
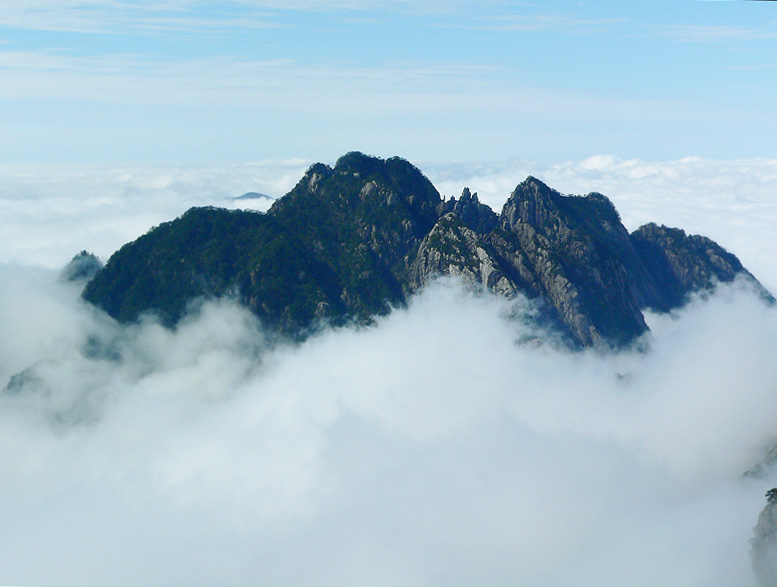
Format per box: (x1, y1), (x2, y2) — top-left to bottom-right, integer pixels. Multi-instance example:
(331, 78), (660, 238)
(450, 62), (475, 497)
(630, 222), (759, 310)
(412, 175), (768, 348)
(81, 152), (769, 348)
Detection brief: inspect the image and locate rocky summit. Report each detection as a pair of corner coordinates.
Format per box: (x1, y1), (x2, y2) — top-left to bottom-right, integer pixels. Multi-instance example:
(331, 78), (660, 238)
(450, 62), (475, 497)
(81, 152), (770, 349)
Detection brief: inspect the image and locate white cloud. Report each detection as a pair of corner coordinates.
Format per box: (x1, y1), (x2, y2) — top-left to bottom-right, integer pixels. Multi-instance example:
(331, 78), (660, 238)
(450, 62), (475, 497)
(472, 13), (627, 33)
(0, 0), (503, 34)
(0, 159), (310, 267)
(0, 1), (279, 34)
(656, 23), (776, 43)
(0, 269), (774, 585)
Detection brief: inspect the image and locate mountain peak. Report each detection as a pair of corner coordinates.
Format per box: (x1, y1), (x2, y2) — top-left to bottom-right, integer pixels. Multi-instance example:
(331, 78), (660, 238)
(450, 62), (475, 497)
(501, 175), (560, 230)
(521, 175), (550, 189)
(61, 250), (102, 283)
(82, 153), (769, 350)
(334, 151), (382, 175)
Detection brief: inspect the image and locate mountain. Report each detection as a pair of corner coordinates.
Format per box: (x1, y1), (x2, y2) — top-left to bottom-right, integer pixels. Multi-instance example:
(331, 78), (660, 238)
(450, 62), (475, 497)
(61, 250), (103, 283)
(232, 191), (274, 202)
(83, 152), (442, 338)
(81, 152), (770, 348)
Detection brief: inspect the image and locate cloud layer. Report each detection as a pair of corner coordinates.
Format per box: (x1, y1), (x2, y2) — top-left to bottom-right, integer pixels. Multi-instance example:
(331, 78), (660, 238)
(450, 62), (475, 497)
(0, 269), (775, 586)
(2, 156), (777, 585)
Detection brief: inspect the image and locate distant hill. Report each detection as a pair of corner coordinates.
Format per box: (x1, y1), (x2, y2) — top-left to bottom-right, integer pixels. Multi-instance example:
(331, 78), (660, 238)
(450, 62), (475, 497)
(81, 152), (771, 349)
(230, 191), (275, 212)
(232, 191), (274, 202)
(60, 250), (103, 283)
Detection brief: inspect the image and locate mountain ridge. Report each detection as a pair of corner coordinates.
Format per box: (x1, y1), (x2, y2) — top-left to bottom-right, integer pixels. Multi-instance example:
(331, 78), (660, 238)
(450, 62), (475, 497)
(81, 152), (771, 349)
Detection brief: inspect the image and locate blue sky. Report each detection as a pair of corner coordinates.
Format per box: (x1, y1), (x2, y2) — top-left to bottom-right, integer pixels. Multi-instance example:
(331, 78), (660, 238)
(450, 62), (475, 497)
(1, 0), (776, 164)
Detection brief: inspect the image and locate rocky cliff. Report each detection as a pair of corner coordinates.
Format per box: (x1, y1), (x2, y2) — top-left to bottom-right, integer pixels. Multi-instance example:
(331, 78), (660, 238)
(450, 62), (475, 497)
(410, 174), (768, 348)
(81, 152), (769, 348)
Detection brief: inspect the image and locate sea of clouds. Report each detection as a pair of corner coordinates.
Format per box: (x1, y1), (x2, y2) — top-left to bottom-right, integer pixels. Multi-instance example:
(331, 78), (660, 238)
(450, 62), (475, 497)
(2, 155), (777, 585)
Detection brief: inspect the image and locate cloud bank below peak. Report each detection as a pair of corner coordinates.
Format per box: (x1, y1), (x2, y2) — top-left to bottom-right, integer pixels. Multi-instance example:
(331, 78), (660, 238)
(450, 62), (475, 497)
(0, 266), (775, 585)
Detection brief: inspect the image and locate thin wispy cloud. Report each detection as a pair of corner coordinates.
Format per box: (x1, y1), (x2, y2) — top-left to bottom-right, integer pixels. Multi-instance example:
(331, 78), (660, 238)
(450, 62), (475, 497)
(4, 49), (764, 162)
(470, 13), (628, 34)
(729, 62), (777, 71)
(0, 47), (716, 159)
(0, 50), (499, 108)
(0, 1), (775, 163)
(0, 0), (502, 34)
(655, 23), (776, 42)
(0, 1), (280, 34)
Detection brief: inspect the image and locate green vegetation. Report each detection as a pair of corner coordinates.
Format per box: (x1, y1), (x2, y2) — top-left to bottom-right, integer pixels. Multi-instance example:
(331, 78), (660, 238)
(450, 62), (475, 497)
(81, 152), (766, 349)
(83, 152), (443, 335)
